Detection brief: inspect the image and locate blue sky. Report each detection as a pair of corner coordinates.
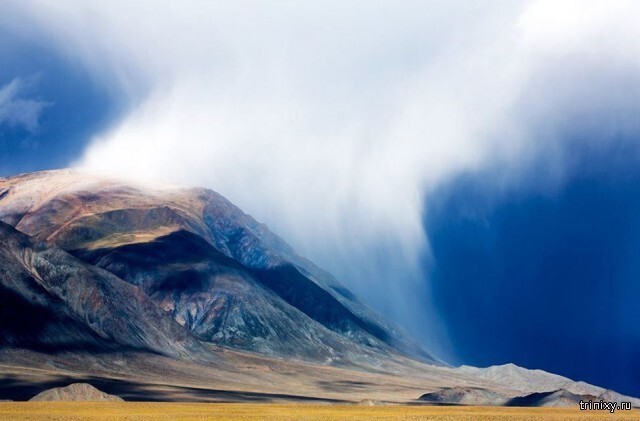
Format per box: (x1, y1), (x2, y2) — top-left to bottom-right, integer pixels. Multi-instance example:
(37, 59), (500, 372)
(425, 138), (640, 396)
(2, 0), (640, 397)
(0, 27), (115, 176)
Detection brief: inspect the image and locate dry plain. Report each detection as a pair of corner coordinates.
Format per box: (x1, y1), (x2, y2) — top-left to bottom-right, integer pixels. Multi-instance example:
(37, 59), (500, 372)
(0, 403), (637, 421)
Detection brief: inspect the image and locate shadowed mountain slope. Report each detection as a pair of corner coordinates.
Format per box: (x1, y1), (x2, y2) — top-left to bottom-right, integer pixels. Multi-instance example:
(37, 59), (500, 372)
(73, 229), (391, 362)
(505, 389), (590, 408)
(0, 222), (206, 358)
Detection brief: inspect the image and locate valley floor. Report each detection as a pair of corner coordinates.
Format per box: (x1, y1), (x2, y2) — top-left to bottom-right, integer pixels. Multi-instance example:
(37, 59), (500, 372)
(0, 403), (637, 421)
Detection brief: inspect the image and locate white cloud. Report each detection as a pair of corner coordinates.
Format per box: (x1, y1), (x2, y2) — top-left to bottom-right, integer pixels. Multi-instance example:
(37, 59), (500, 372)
(4, 0), (640, 355)
(0, 78), (48, 133)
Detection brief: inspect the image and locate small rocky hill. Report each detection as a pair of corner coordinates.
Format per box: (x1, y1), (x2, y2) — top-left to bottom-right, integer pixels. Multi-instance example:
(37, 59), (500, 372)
(29, 383), (123, 402)
(456, 363), (640, 406)
(419, 387), (509, 405)
(506, 389), (589, 407)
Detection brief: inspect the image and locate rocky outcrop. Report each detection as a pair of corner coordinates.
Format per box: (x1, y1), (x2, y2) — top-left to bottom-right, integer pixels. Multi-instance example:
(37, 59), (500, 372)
(358, 399), (383, 406)
(419, 387), (509, 405)
(29, 383), (123, 402)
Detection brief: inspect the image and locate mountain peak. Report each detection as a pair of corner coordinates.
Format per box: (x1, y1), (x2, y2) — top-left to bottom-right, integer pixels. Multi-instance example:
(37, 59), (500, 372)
(0, 169), (438, 364)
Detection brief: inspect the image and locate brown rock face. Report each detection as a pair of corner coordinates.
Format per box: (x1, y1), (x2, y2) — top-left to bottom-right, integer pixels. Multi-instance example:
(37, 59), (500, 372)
(29, 383), (123, 402)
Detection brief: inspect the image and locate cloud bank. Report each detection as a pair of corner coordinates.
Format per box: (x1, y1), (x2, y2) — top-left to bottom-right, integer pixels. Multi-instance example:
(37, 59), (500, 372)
(4, 0), (640, 356)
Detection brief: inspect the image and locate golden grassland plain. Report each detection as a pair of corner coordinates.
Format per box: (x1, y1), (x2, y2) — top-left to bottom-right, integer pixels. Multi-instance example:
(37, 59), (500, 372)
(0, 403), (637, 421)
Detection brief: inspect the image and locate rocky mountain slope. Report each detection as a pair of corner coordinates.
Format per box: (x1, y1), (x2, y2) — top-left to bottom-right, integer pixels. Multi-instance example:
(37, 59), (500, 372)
(0, 169), (435, 365)
(0, 222), (206, 358)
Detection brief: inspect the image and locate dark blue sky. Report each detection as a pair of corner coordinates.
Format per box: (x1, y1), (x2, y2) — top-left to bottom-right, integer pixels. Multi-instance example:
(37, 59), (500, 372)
(0, 28), (115, 176)
(425, 139), (640, 396)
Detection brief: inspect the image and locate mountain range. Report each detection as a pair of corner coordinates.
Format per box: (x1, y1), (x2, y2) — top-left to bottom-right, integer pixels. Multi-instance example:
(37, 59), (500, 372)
(0, 169), (636, 406)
